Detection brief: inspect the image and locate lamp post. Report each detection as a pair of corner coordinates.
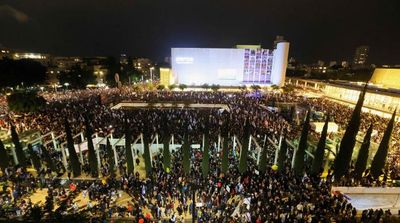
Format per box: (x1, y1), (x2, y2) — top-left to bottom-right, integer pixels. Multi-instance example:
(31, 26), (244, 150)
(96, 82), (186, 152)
(64, 82), (70, 90)
(150, 67), (155, 83)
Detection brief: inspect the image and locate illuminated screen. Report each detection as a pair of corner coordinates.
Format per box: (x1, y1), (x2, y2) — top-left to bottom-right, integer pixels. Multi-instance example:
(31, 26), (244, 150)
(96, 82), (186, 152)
(172, 48), (274, 86)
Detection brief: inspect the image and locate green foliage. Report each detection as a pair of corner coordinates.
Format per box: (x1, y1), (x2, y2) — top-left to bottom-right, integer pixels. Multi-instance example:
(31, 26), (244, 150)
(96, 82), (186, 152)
(10, 124), (26, 166)
(7, 91), (46, 113)
(168, 84), (177, 90)
(354, 124), (373, 179)
(334, 84), (367, 179)
(371, 110), (396, 179)
(0, 58), (46, 87)
(58, 64), (97, 89)
(124, 121), (134, 175)
(178, 84), (187, 91)
(28, 144), (41, 172)
(310, 114), (329, 176)
(41, 145), (57, 173)
(157, 84), (166, 91)
(106, 138), (115, 176)
(201, 83), (209, 90)
(64, 118), (81, 177)
(0, 140), (10, 170)
(143, 132), (152, 177)
(210, 84), (220, 92)
(182, 134), (191, 175)
(239, 85), (247, 92)
(239, 118), (251, 174)
(293, 109), (311, 175)
(84, 115), (98, 177)
(277, 137), (287, 171)
(201, 133), (210, 177)
(250, 85), (261, 92)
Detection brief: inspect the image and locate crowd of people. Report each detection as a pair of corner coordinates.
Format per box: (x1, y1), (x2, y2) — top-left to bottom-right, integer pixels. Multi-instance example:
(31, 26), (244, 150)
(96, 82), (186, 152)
(0, 86), (399, 222)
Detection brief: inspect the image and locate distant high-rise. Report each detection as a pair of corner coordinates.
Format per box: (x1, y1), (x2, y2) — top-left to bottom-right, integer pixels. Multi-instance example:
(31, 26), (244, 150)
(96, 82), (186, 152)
(353, 45), (369, 66)
(273, 35), (285, 48)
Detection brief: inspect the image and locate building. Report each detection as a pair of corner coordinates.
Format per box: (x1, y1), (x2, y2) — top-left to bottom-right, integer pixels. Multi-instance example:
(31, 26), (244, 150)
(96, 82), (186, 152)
(353, 45), (369, 67)
(133, 58), (155, 80)
(273, 36), (286, 48)
(159, 68), (174, 86)
(12, 52), (51, 66)
(370, 68), (400, 89)
(171, 42), (290, 87)
(0, 48), (11, 59)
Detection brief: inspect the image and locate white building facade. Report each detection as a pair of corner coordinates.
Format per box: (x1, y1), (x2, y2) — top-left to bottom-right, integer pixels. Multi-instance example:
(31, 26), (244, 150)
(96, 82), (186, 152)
(171, 42), (289, 87)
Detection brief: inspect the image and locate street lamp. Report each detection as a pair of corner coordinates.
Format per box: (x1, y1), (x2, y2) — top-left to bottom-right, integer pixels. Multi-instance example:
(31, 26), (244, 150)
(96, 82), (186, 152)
(64, 82), (70, 90)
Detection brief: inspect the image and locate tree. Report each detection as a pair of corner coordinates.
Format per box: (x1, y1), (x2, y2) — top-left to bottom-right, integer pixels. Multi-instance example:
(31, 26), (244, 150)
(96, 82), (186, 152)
(292, 109), (311, 175)
(64, 118), (81, 177)
(41, 145), (57, 173)
(239, 85), (247, 92)
(0, 58), (46, 87)
(161, 114), (171, 172)
(211, 84), (220, 92)
(277, 137), (288, 172)
(0, 140), (10, 170)
(7, 91), (46, 113)
(201, 124), (210, 177)
(250, 85), (261, 92)
(124, 120), (134, 175)
(10, 124), (26, 166)
(310, 114), (329, 176)
(106, 138), (115, 176)
(168, 84), (177, 90)
(371, 110), (396, 179)
(239, 118), (251, 174)
(182, 133), (191, 175)
(221, 117), (230, 174)
(157, 84), (165, 91)
(84, 115), (98, 177)
(58, 64), (97, 89)
(143, 127), (152, 177)
(179, 84), (187, 91)
(201, 83), (210, 90)
(334, 84), (367, 179)
(28, 144), (41, 172)
(354, 123), (373, 179)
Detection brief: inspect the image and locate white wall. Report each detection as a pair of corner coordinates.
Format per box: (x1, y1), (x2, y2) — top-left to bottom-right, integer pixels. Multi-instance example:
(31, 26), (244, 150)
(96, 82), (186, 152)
(271, 42), (290, 87)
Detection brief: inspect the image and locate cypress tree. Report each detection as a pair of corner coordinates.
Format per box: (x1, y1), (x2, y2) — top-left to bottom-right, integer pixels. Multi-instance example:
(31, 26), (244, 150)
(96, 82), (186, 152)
(371, 110), (396, 179)
(201, 116), (210, 177)
(310, 114), (329, 176)
(0, 140), (10, 170)
(28, 144), (41, 172)
(221, 117), (230, 174)
(354, 123), (373, 179)
(334, 84), (367, 179)
(84, 115), (98, 177)
(259, 144), (268, 174)
(143, 127), (152, 177)
(161, 114), (171, 171)
(293, 109), (311, 175)
(182, 133), (191, 175)
(277, 137), (288, 172)
(64, 118), (81, 177)
(106, 138), (115, 176)
(10, 124), (26, 166)
(41, 145), (57, 173)
(124, 120), (134, 175)
(239, 118), (251, 174)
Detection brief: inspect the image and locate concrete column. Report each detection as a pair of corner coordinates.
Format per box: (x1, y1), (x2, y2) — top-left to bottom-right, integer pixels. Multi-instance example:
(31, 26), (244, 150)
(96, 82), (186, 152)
(95, 134), (101, 171)
(233, 135), (236, 157)
(51, 132), (57, 151)
(112, 144), (118, 167)
(78, 143), (84, 164)
(217, 135), (221, 152)
(202, 134), (205, 151)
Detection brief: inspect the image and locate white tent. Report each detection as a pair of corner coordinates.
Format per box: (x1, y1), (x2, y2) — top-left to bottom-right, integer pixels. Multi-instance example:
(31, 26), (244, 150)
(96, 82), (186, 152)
(310, 122), (339, 133)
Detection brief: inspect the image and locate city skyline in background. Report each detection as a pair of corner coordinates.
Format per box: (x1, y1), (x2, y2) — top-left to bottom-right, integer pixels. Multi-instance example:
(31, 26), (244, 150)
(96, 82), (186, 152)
(0, 0), (399, 64)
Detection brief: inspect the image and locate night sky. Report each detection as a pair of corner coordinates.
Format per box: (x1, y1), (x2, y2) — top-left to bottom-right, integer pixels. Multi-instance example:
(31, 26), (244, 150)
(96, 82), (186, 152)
(0, 0), (399, 64)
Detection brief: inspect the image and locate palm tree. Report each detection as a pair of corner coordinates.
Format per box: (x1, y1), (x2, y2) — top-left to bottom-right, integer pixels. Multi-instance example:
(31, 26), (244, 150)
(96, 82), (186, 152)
(310, 114), (329, 176)
(371, 110), (396, 179)
(354, 123), (373, 179)
(10, 124), (26, 166)
(334, 84), (367, 179)
(64, 118), (81, 177)
(293, 109), (311, 175)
